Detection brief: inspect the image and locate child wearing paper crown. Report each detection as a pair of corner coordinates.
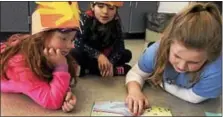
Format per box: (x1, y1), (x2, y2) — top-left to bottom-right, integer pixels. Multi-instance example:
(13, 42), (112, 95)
(1, 2), (80, 112)
(125, 2), (222, 115)
(71, 2), (132, 77)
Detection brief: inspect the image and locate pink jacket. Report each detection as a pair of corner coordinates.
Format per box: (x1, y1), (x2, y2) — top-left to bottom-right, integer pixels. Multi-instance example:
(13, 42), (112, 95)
(1, 49), (71, 109)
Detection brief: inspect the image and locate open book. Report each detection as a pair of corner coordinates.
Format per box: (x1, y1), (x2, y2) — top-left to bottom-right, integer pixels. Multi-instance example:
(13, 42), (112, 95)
(91, 101), (172, 116)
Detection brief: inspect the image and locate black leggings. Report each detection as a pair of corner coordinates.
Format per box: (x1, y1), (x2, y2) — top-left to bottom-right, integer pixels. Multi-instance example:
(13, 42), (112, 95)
(70, 48), (132, 75)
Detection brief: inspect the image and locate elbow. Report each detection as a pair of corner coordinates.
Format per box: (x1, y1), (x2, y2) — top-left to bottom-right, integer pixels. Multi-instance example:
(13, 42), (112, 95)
(38, 94), (64, 110)
(186, 91), (207, 104)
(42, 99), (63, 110)
(184, 95), (206, 104)
(187, 99), (203, 104)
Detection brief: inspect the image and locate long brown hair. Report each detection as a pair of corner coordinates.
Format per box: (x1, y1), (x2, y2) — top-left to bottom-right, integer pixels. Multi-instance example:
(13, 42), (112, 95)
(150, 2), (222, 85)
(0, 30), (77, 86)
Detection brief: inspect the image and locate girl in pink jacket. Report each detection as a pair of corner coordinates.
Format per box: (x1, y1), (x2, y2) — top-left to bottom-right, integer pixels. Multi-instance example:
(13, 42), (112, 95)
(1, 2), (80, 112)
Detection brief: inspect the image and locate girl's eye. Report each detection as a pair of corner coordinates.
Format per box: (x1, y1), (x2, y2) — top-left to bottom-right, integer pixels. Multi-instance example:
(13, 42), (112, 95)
(174, 54), (180, 59)
(71, 39), (75, 43)
(59, 36), (66, 40)
(97, 3), (105, 8)
(108, 6), (115, 10)
(188, 61), (199, 65)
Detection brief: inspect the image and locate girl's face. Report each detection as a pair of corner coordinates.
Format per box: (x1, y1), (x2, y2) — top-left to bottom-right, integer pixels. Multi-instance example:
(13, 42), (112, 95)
(169, 40), (207, 73)
(45, 31), (76, 56)
(92, 2), (117, 24)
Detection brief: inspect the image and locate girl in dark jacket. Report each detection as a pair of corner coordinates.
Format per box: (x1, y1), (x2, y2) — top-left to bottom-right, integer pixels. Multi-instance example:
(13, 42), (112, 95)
(71, 2), (132, 77)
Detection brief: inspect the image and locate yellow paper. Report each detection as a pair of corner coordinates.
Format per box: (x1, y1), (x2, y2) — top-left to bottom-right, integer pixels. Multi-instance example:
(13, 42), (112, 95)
(142, 106), (172, 116)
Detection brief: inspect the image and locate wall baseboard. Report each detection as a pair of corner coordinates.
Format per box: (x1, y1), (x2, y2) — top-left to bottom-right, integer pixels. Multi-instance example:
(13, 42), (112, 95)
(123, 33), (145, 40)
(0, 32), (145, 42)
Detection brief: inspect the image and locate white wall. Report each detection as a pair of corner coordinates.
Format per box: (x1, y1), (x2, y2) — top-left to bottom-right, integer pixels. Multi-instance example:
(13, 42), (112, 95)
(158, 2), (189, 13)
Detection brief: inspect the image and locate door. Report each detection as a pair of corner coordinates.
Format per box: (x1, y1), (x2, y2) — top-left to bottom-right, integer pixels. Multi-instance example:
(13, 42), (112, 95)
(118, 2), (132, 33)
(29, 1), (36, 16)
(128, 1), (158, 33)
(0, 2), (29, 32)
(78, 1), (91, 12)
(29, 1), (92, 15)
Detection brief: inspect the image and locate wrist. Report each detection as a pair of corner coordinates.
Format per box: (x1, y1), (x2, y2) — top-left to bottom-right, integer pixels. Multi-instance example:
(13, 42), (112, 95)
(127, 81), (142, 93)
(109, 58), (114, 65)
(55, 64), (68, 72)
(95, 52), (102, 59)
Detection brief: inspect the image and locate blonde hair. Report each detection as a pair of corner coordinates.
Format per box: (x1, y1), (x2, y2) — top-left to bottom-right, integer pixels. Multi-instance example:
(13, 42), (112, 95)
(151, 2), (222, 85)
(0, 31), (77, 86)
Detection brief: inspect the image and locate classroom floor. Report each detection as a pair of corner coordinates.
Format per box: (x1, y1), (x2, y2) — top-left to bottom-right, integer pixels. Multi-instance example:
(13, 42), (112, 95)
(1, 40), (221, 116)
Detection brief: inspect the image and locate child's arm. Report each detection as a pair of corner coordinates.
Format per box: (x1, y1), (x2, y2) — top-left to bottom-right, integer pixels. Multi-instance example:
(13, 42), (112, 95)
(74, 14), (101, 59)
(126, 41), (159, 87)
(74, 33), (101, 59)
(26, 65), (71, 109)
(126, 64), (151, 88)
(108, 37), (125, 65)
(161, 83), (207, 103)
(108, 22), (125, 64)
(125, 64), (151, 115)
(1, 64), (71, 109)
(83, 44), (101, 58)
(75, 31), (101, 59)
(162, 69), (221, 103)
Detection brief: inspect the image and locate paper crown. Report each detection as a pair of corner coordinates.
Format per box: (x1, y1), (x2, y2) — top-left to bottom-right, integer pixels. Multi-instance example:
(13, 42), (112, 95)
(32, 2), (80, 34)
(94, 2), (124, 7)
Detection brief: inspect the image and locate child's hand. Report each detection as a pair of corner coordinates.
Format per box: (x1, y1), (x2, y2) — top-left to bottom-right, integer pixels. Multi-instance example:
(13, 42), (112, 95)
(125, 90), (150, 116)
(43, 48), (67, 66)
(101, 64), (114, 77)
(97, 54), (112, 77)
(62, 91), (77, 113)
(108, 65), (114, 77)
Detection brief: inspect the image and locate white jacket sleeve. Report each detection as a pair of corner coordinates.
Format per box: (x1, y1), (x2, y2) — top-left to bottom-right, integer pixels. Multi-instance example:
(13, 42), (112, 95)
(125, 64), (151, 88)
(160, 82), (208, 103)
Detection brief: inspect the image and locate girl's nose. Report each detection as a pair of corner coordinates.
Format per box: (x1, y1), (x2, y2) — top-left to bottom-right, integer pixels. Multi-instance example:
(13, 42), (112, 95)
(102, 7), (108, 14)
(177, 61), (187, 71)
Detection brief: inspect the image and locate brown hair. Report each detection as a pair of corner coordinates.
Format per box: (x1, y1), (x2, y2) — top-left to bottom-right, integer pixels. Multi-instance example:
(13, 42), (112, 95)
(0, 30), (77, 86)
(150, 2), (222, 85)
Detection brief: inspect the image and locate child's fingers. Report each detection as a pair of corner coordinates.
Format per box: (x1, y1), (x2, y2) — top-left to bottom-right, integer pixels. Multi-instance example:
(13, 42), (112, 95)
(100, 71), (103, 76)
(62, 105), (66, 112)
(65, 92), (72, 101)
(105, 63), (109, 72)
(56, 49), (62, 56)
(102, 62), (107, 71)
(138, 100), (144, 115)
(105, 70), (110, 77)
(65, 102), (74, 111)
(101, 70), (107, 77)
(49, 48), (56, 56)
(100, 64), (104, 72)
(63, 102), (70, 112)
(105, 64), (110, 77)
(100, 70), (104, 77)
(125, 97), (129, 104)
(62, 105), (69, 112)
(144, 99), (150, 109)
(108, 66), (113, 77)
(68, 96), (77, 105)
(43, 48), (49, 56)
(103, 71), (107, 77)
(101, 69), (106, 77)
(103, 71), (108, 77)
(98, 63), (102, 71)
(133, 101), (139, 115)
(128, 98), (133, 113)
